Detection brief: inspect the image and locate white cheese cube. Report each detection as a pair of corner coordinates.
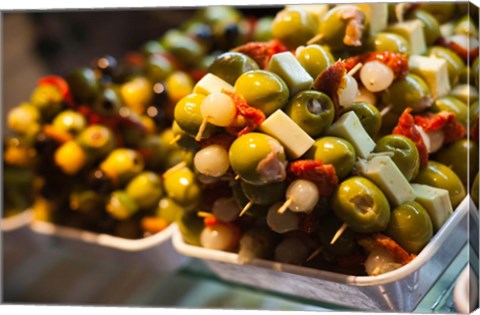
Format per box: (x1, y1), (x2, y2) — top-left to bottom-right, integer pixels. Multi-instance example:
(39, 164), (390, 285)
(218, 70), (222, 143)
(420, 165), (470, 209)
(259, 110), (314, 159)
(355, 4), (388, 35)
(326, 111), (376, 158)
(193, 73), (234, 95)
(409, 55), (451, 98)
(387, 20), (427, 55)
(268, 52), (313, 96)
(411, 183), (453, 231)
(356, 155), (416, 207)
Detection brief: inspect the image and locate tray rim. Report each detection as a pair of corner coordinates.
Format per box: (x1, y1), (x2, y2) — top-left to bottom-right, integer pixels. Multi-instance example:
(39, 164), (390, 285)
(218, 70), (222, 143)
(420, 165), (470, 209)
(173, 196), (471, 286)
(30, 219), (177, 252)
(1, 209), (33, 232)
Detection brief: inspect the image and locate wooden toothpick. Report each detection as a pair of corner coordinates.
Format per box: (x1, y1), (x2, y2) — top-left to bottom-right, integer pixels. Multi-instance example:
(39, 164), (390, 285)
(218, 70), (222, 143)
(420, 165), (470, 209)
(239, 199), (255, 217)
(277, 197), (293, 215)
(330, 223), (348, 245)
(347, 63), (363, 77)
(195, 117), (209, 142)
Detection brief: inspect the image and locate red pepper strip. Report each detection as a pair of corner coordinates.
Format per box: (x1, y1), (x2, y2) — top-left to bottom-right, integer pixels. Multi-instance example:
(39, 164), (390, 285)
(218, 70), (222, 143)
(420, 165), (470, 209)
(344, 51), (409, 79)
(199, 133), (236, 151)
(222, 89), (265, 137)
(38, 76), (75, 108)
(414, 111), (466, 144)
(288, 160), (338, 197)
(436, 36), (480, 62)
(392, 108), (429, 167)
(313, 60), (346, 120)
(232, 39), (288, 69)
(371, 233), (416, 265)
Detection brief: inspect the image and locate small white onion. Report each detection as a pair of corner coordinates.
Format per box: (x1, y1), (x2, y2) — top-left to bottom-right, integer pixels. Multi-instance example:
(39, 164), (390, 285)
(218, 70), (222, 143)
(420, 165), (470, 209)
(355, 86), (377, 105)
(364, 248), (396, 276)
(360, 61), (394, 93)
(286, 179), (319, 213)
(212, 197), (241, 222)
(448, 34), (480, 52)
(201, 92), (236, 127)
(338, 74), (359, 107)
(194, 144), (230, 177)
(200, 222), (239, 250)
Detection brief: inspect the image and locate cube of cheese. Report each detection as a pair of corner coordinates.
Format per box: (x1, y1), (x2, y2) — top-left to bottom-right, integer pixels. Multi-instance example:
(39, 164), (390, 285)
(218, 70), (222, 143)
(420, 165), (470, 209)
(268, 52), (313, 96)
(259, 110), (314, 159)
(193, 73), (234, 95)
(411, 183), (453, 231)
(387, 20), (426, 55)
(326, 111), (376, 158)
(356, 155), (416, 207)
(355, 4), (388, 35)
(409, 55), (451, 98)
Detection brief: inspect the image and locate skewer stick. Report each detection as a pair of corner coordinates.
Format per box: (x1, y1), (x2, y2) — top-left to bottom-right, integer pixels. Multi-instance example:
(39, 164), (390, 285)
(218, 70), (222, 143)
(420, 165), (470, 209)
(239, 199), (255, 217)
(330, 223), (348, 245)
(162, 161), (187, 178)
(306, 246), (323, 262)
(380, 104), (392, 117)
(195, 117), (209, 142)
(277, 197), (293, 215)
(234, 174), (240, 181)
(395, 3), (408, 23)
(197, 211), (214, 218)
(347, 63), (363, 77)
(169, 134), (181, 145)
(307, 33), (324, 45)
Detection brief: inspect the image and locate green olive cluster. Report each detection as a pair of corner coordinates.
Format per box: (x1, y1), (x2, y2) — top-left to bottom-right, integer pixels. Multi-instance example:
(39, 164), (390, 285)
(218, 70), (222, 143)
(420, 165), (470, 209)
(173, 3), (478, 276)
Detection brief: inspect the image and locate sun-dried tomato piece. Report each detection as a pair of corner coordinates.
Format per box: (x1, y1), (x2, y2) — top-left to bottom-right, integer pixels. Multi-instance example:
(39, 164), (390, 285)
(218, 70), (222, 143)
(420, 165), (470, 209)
(341, 6), (365, 47)
(436, 36), (480, 62)
(344, 51), (409, 79)
(313, 60), (346, 119)
(189, 68), (207, 83)
(415, 111), (466, 144)
(232, 39), (288, 69)
(204, 216), (218, 227)
(393, 108), (429, 166)
(222, 89), (265, 137)
(370, 233), (416, 265)
(288, 160), (338, 196)
(38, 75), (75, 107)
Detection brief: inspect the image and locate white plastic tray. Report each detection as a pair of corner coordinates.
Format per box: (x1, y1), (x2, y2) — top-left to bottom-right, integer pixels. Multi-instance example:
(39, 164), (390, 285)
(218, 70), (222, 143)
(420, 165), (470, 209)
(31, 220), (188, 274)
(173, 197), (472, 311)
(1, 210), (36, 244)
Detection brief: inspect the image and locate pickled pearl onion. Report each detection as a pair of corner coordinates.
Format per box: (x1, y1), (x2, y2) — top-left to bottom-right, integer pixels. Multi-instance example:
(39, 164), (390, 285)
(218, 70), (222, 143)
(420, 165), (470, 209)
(448, 34), (480, 52)
(338, 74), (359, 108)
(364, 248), (396, 276)
(355, 86), (377, 105)
(200, 92), (236, 127)
(360, 61), (394, 93)
(194, 144), (230, 177)
(200, 222), (239, 251)
(286, 179), (319, 213)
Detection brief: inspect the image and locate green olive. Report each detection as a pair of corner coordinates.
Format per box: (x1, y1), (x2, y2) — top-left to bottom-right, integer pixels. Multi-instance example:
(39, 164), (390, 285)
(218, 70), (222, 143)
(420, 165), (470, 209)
(432, 96), (468, 127)
(385, 201), (433, 254)
(163, 167), (201, 210)
(66, 67), (100, 104)
(285, 90), (335, 137)
(7, 103), (41, 136)
(471, 173), (479, 207)
(163, 148), (194, 171)
(339, 101), (381, 138)
(406, 10), (440, 46)
(382, 74), (432, 115)
(272, 8), (318, 49)
(331, 176), (391, 233)
(136, 134), (170, 171)
(435, 139), (479, 187)
(450, 84), (479, 104)
(177, 210), (204, 246)
(318, 214), (358, 257)
(106, 190), (140, 220)
(229, 132), (287, 185)
(234, 70), (289, 115)
(374, 134), (420, 181)
(76, 125), (116, 160)
(156, 197), (183, 224)
(253, 17), (274, 41)
(473, 57), (479, 87)
(419, 3), (456, 24)
(427, 46), (465, 86)
(208, 52), (260, 86)
(231, 181), (269, 218)
(162, 30), (206, 67)
(69, 190), (104, 214)
(414, 161), (466, 208)
(305, 136), (356, 179)
(52, 110), (87, 136)
(173, 93), (217, 139)
(126, 171), (164, 209)
(141, 40), (165, 56)
(470, 100), (479, 127)
(319, 5), (366, 52)
(99, 149), (144, 185)
(295, 44), (335, 79)
(240, 180), (287, 206)
(30, 84), (64, 121)
(367, 32), (410, 54)
(171, 121), (201, 152)
(92, 87), (123, 117)
(144, 53), (174, 83)
(196, 6), (241, 25)
(454, 14), (478, 38)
